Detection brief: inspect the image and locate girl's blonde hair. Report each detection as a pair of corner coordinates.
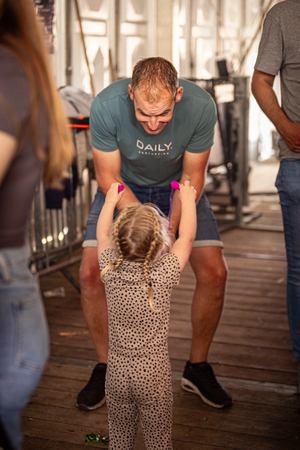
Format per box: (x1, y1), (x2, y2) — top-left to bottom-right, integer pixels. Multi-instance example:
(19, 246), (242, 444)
(0, 0), (74, 187)
(101, 204), (170, 311)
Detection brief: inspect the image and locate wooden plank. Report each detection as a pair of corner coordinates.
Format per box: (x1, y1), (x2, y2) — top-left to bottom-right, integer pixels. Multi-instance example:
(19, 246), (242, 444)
(223, 256), (286, 271)
(168, 339), (298, 373)
(170, 304), (290, 331)
(23, 437), (89, 450)
(50, 344), (97, 361)
(171, 359), (298, 386)
(173, 389), (300, 424)
(172, 406), (300, 441)
(22, 418), (109, 449)
(173, 282), (286, 300)
(171, 422), (299, 450)
(169, 321), (292, 351)
(171, 290), (288, 312)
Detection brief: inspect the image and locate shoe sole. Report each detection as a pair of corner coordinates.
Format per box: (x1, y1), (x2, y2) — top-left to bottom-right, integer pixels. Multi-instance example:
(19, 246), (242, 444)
(181, 377), (232, 409)
(76, 396), (106, 411)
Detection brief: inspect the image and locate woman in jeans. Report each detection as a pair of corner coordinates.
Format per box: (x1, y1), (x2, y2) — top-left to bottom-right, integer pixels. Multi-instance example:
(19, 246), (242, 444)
(0, 1), (74, 448)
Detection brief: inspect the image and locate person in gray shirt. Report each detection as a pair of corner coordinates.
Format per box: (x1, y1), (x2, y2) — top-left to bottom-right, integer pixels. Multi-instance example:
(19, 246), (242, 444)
(251, 0), (300, 393)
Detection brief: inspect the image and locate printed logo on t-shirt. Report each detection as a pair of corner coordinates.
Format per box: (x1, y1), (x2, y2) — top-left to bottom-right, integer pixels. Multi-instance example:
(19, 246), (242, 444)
(136, 140), (172, 156)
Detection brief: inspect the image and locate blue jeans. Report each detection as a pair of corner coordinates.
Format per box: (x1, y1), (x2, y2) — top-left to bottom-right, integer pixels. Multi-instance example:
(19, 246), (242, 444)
(0, 243), (49, 450)
(84, 184), (223, 248)
(275, 160), (300, 365)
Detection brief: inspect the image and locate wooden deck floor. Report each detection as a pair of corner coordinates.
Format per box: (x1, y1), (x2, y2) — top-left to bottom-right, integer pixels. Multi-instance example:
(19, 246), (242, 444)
(22, 193), (300, 450)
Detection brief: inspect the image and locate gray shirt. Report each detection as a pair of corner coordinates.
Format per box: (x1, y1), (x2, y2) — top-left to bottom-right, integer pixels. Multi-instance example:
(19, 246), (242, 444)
(254, 0), (300, 161)
(0, 46), (48, 248)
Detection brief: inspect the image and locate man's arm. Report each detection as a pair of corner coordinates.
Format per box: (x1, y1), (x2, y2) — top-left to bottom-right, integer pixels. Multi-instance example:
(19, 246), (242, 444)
(92, 146), (141, 210)
(251, 69), (300, 152)
(169, 148), (210, 239)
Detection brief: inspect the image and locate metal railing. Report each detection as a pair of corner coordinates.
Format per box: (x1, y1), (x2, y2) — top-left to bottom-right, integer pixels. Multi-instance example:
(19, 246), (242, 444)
(29, 126), (94, 292)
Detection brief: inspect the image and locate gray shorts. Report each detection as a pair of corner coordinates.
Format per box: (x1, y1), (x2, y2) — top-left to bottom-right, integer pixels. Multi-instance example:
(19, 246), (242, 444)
(83, 183), (223, 249)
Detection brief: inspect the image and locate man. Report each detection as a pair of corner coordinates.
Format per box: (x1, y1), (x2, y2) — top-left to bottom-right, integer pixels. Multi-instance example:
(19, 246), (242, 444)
(78, 57), (232, 410)
(251, 0), (300, 393)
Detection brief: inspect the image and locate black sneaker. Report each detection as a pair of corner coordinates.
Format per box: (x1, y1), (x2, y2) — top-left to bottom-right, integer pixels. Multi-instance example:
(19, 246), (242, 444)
(181, 361), (232, 408)
(76, 363), (106, 410)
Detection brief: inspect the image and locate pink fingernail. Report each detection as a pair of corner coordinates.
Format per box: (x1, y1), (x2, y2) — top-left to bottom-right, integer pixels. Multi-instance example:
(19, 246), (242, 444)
(170, 180), (180, 190)
(118, 185), (124, 193)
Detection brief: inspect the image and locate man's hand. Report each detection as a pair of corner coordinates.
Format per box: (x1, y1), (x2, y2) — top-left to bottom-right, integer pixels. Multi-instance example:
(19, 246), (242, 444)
(281, 122), (300, 152)
(251, 70), (300, 153)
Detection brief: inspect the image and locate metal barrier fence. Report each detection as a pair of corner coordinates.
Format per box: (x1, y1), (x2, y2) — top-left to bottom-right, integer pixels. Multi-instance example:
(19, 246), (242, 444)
(29, 125), (93, 292)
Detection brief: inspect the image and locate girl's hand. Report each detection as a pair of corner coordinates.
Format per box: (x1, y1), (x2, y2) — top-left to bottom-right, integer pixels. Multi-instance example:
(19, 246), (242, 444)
(105, 182), (124, 206)
(178, 180), (197, 203)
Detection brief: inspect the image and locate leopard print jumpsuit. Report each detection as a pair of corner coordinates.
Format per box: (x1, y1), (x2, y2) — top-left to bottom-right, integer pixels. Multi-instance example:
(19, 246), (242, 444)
(99, 248), (180, 450)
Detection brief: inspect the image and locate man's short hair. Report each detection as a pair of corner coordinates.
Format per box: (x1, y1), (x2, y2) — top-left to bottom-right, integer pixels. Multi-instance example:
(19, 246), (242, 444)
(131, 57), (179, 101)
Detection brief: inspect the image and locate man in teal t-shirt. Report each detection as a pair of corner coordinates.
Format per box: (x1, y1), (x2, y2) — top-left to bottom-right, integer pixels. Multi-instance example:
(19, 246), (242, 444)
(90, 77), (216, 187)
(77, 57), (232, 412)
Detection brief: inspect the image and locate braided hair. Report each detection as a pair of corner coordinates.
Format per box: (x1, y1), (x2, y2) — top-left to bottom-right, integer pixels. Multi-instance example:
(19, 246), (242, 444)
(100, 204), (170, 311)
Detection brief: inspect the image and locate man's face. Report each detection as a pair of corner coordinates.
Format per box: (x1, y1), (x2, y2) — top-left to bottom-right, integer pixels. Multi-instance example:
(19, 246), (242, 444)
(128, 85), (183, 135)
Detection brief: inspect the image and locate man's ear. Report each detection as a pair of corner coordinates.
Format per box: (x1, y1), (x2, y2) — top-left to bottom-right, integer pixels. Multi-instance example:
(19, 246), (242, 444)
(128, 84), (134, 101)
(175, 86), (183, 103)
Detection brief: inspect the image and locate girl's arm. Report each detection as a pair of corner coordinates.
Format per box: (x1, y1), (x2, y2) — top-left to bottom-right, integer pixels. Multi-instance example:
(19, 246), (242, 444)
(96, 182), (124, 260)
(169, 180), (197, 272)
(168, 147), (210, 245)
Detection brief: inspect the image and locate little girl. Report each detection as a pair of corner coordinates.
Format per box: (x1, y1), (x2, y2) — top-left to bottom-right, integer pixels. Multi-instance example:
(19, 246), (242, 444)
(97, 180), (197, 450)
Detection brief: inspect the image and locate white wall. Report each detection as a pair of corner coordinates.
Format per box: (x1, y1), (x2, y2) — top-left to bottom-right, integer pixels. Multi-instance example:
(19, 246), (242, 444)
(52, 0), (280, 161)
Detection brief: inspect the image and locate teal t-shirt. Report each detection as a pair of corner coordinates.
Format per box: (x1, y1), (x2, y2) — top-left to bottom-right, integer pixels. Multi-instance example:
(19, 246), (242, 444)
(90, 78), (217, 187)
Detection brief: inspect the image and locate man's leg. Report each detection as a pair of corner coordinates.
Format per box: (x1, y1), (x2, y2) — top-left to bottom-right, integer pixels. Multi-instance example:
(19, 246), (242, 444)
(275, 160), (300, 391)
(181, 192), (232, 408)
(181, 246), (232, 408)
(76, 246), (108, 410)
(76, 186), (110, 410)
(189, 246), (227, 363)
(80, 247), (108, 364)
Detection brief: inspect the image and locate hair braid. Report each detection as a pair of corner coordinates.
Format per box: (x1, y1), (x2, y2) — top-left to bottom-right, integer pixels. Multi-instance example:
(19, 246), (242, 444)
(112, 209), (128, 270)
(142, 211), (161, 311)
(100, 208), (129, 281)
